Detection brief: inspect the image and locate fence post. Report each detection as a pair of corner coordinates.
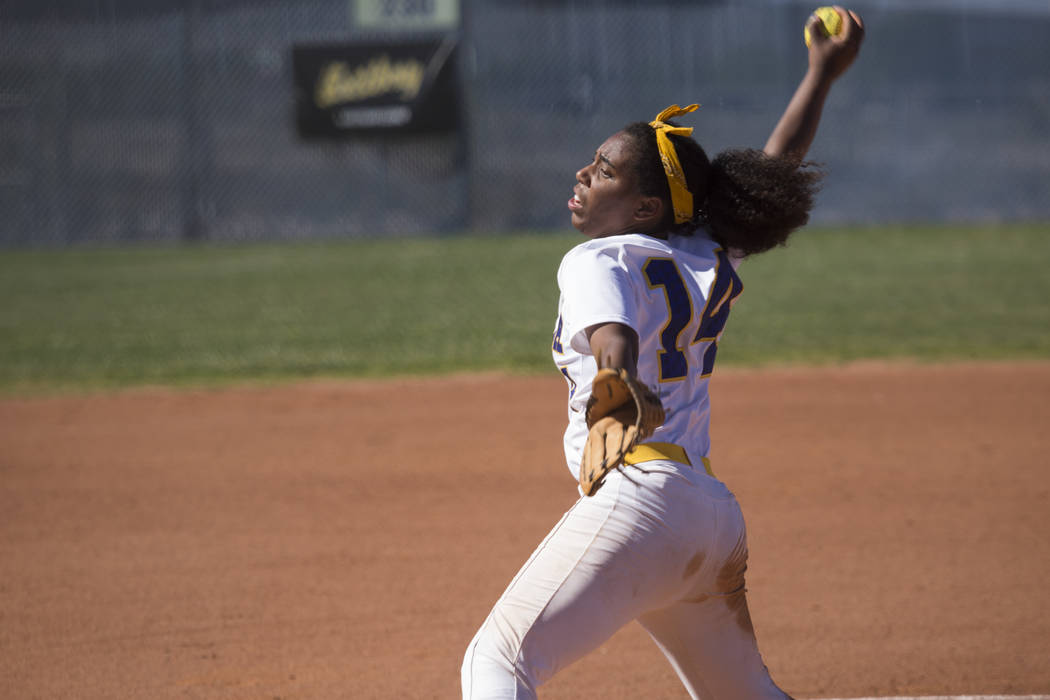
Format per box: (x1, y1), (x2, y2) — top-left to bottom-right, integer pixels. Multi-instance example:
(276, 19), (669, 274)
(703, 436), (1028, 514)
(180, 0), (207, 242)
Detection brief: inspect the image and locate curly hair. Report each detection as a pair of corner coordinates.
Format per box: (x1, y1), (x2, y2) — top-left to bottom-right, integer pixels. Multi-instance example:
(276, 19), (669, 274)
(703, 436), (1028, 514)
(621, 121), (823, 257)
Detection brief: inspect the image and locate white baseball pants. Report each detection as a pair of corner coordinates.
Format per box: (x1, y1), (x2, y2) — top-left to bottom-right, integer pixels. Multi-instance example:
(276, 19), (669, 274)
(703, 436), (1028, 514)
(461, 459), (790, 700)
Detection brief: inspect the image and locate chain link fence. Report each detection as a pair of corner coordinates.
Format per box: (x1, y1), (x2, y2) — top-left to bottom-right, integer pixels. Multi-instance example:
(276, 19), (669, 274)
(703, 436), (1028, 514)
(1, 0), (1048, 246)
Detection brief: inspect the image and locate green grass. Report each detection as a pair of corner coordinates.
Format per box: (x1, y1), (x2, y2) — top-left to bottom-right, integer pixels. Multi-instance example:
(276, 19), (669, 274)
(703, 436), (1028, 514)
(1, 224), (1048, 395)
(0, 234), (571, 394)
(723, 223), (1050, 365)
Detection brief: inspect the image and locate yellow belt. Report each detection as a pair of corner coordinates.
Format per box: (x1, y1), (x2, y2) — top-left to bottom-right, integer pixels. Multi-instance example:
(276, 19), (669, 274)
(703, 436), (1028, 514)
(623, 442), (714, 477)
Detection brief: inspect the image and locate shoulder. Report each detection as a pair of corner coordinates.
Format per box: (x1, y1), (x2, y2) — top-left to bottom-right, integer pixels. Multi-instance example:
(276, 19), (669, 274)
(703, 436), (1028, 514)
(558, 235), (675, 291)
(560, 234), (673, 271)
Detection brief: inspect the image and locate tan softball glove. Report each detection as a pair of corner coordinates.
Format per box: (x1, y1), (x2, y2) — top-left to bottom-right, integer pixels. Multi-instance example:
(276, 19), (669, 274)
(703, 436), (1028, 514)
(579, 368), (666, 496)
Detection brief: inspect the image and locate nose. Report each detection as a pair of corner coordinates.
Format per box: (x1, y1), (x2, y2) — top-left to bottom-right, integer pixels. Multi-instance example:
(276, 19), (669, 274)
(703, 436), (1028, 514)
(576, 162), (591, 186)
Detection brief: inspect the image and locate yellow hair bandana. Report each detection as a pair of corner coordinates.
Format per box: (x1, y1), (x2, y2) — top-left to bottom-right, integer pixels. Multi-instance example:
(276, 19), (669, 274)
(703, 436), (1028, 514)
(650, 103), (699, 224)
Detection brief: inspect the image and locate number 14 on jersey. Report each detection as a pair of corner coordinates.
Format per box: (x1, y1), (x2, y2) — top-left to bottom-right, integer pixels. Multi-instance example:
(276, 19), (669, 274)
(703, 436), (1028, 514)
(643, 252), (742, 382)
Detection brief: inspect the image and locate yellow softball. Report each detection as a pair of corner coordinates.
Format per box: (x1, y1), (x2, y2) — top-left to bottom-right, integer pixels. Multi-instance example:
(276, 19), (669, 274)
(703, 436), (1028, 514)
(804, 6), (844, 47)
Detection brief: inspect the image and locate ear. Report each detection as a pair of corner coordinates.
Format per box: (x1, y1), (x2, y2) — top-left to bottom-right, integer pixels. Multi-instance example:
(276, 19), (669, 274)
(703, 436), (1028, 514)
(633, 195), (665, 228)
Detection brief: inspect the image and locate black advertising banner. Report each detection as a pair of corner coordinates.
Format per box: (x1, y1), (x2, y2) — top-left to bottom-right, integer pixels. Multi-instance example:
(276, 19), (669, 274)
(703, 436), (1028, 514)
(293, 37), (460, 137)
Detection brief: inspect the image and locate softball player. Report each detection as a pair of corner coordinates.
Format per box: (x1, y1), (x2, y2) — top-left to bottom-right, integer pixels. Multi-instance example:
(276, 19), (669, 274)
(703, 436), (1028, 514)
(463, 9), (864, 699)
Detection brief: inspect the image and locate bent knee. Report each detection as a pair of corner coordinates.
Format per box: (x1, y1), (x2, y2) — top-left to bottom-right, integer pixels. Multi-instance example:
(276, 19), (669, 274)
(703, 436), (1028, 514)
(462, 616), (540, 699)
(463, 617), (518, 676)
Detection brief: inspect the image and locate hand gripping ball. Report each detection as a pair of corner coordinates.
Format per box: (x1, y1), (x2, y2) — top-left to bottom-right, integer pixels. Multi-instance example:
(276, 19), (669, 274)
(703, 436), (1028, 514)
(804, 6), (844, 47)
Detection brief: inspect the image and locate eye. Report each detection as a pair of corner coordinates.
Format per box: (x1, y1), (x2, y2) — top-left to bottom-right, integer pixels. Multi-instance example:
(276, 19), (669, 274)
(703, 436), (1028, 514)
(599, 167), (612, 179)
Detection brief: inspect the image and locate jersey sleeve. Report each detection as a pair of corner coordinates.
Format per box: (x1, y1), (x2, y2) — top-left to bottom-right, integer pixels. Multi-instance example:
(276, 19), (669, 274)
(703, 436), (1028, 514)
(557, 243), (639, 355)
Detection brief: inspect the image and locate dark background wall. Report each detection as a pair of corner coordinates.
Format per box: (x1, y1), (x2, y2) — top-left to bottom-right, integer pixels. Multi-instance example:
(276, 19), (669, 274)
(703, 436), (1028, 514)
(1, 0), (1047, 245)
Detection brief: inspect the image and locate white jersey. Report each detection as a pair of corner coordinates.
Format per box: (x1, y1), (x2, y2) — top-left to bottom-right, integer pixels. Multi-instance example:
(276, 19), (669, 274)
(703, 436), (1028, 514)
(551, 230), (743, 479)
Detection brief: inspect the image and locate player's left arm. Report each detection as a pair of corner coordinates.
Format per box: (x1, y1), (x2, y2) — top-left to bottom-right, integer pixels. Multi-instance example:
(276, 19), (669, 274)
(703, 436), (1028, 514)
(586, 322), (639, 375)
(764, 6), (865, 161)
(579, 321), (664, 496)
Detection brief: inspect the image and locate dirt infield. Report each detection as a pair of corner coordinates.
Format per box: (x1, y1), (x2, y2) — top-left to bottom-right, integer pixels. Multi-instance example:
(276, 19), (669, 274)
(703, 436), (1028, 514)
(2, 362), (1049, 699)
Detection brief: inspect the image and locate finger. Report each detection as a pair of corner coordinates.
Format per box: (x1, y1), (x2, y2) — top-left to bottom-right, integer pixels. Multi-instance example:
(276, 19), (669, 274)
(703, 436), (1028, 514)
(603, 422), (627, 468)
(806, 12), (827, 37)
(579, 432), (606, 493)
(805, 12), (834, 49)
(847, 10), (866, 43)
(586, 427), (607, 466)
(834, 6), (864, 43)
(613, 423), (640, 464)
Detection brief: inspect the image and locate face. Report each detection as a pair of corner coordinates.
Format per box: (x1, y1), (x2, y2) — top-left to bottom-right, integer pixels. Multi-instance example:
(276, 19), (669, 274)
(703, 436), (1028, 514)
(568, 131), (650, 239)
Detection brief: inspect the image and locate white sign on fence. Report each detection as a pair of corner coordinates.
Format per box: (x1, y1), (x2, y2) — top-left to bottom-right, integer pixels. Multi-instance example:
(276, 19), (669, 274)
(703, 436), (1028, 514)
(352, 0), (460, 32)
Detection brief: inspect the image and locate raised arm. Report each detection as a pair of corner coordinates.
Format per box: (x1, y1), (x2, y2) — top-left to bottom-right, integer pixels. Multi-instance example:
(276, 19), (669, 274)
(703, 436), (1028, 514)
(764, 6), (865, 161)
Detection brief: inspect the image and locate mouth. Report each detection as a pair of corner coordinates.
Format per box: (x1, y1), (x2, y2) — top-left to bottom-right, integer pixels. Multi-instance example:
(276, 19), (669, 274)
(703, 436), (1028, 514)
(567, 190), (583, 213)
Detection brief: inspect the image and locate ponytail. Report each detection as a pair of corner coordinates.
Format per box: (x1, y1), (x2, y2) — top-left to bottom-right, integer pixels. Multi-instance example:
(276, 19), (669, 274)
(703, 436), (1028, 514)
(705, 149), (822, 257)
(623, 122), (822, 257)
